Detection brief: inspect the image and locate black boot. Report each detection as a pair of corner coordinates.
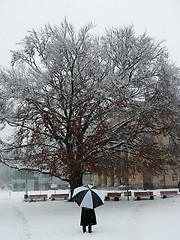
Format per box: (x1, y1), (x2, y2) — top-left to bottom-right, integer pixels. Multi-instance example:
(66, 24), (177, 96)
(88, 225), (92, 233)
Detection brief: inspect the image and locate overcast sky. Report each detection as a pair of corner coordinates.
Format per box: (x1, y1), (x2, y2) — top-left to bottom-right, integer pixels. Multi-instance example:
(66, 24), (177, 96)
(0, 0), (180, 67)
(0, 0), (180, 140)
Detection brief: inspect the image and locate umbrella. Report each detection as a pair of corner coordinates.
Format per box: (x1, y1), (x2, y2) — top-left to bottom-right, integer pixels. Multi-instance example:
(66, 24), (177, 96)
(72, 185), (104, 209)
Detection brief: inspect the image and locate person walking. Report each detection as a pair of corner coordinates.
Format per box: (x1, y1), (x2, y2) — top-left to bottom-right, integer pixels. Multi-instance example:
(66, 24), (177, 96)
(80, 207), (97, 233)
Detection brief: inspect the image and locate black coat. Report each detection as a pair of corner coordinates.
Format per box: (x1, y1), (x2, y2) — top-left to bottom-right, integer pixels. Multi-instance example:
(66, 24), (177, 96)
(80, 207), (97, 226)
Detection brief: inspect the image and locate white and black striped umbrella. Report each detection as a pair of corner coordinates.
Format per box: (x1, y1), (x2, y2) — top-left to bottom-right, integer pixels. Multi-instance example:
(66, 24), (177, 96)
(72, 185), (104, 209)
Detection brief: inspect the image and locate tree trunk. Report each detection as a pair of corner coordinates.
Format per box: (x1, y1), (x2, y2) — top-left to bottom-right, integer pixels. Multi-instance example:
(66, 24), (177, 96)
(143, 171), (154, 190)
(68, 171), (83, 200)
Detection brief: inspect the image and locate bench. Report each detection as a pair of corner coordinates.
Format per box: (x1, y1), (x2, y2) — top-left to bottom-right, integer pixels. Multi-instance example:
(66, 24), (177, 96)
(50, 193), (69, 201)
(134, 191), (155, 200)
(28, 194), (48, 202)
(105, 192), (121, 201)
(160, 190), (179, 198)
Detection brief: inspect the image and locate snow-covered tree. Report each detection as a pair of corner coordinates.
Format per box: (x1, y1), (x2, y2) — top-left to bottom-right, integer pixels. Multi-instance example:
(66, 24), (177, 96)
(0, 20), (111, 195)
(100, 26), (180, 179)
(0, 21), (179, 194)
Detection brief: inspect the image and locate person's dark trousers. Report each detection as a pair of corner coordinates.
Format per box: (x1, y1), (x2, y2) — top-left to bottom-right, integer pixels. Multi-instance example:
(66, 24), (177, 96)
(83, 226), (86, 233)
(88, 225), (92, 233)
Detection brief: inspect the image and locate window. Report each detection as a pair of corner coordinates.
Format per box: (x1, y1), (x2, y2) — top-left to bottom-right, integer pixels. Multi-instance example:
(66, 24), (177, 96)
(172, 172), (178, 182)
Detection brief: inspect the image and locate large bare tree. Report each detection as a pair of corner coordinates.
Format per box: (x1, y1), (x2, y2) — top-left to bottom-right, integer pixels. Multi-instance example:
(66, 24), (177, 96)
(0, 21), (179, 193)
(0, 21), (111, 195)
(100, 26), (180, 180)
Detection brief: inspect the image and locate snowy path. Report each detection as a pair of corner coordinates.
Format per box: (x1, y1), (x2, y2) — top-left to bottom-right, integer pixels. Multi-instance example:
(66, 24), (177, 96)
(0, 199), (31, 240)
(0, 190), (180, 240)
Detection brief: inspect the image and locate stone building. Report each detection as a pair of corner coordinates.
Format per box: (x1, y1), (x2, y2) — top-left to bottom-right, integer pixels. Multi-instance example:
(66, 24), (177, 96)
(93, 167), (180, 189)
(93, 134), (180, 189)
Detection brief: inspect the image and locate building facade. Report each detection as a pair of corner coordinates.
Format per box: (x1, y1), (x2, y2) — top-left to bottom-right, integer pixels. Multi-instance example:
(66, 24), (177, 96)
(12, 170), (50, 191)
(93, 167), (180, 189)
(11, 170), (69, 191)
(93, 122), (180, 190)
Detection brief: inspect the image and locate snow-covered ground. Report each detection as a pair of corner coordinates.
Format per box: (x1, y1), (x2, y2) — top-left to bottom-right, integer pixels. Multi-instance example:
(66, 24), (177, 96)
(0, 189), (180, 240)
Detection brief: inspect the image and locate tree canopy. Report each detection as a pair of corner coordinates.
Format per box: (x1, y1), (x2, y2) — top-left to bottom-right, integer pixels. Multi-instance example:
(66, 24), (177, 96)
(0, 20), (180, 194)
